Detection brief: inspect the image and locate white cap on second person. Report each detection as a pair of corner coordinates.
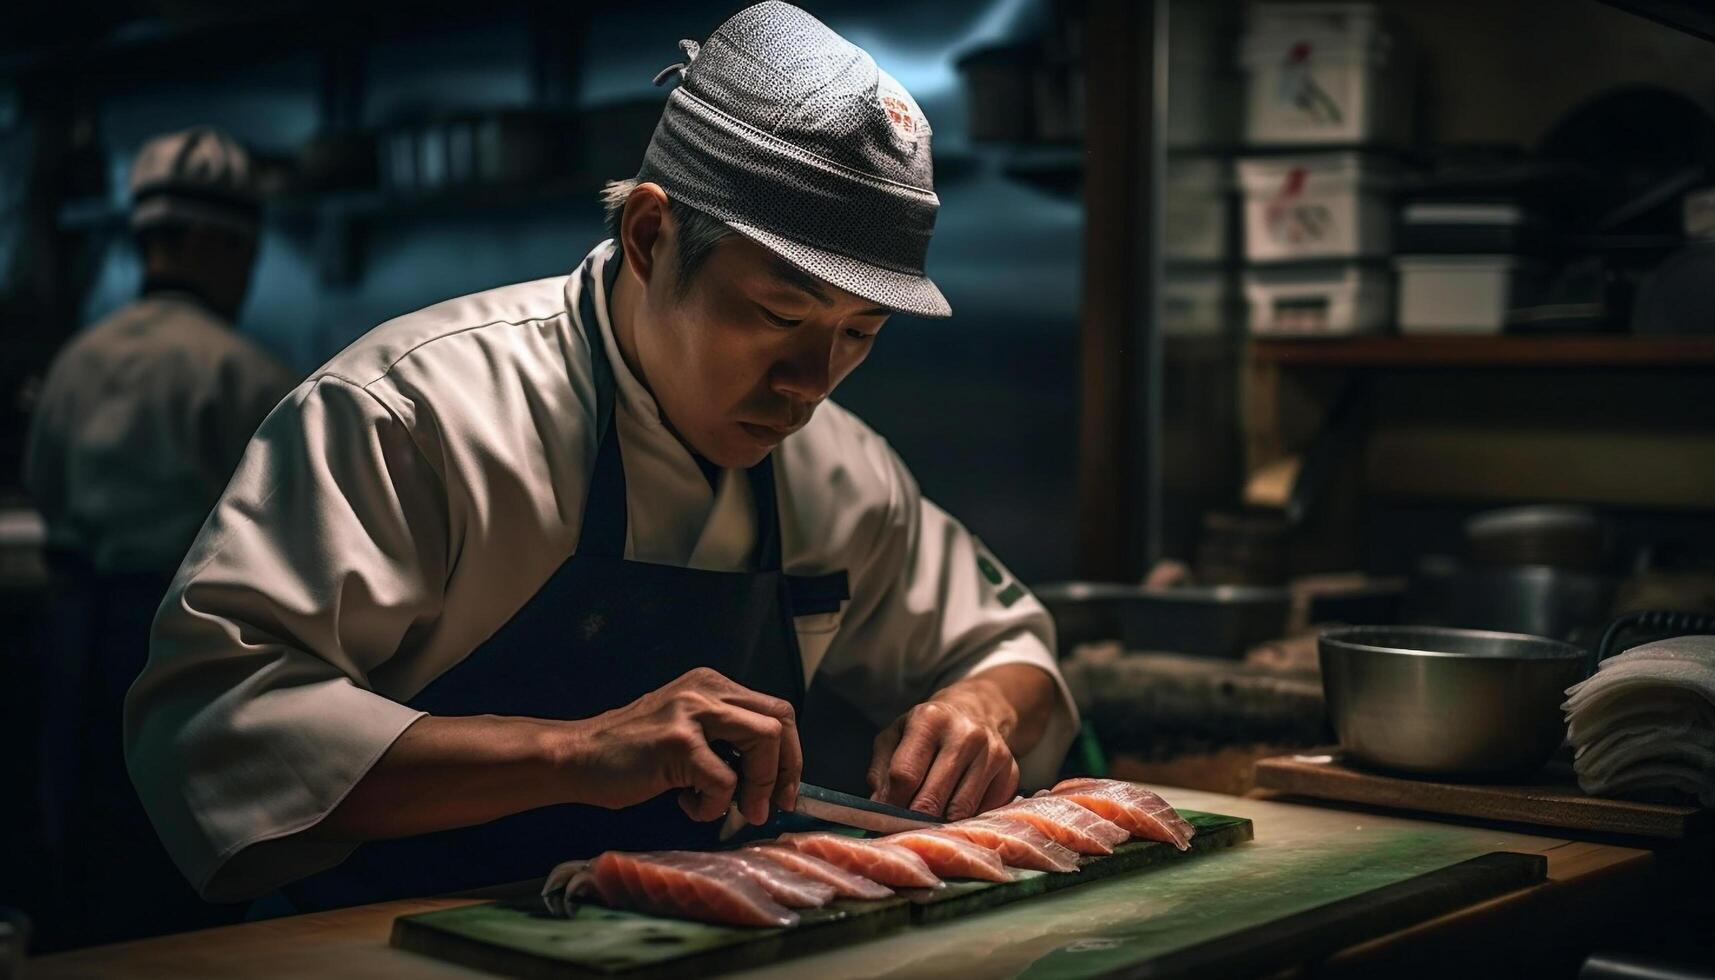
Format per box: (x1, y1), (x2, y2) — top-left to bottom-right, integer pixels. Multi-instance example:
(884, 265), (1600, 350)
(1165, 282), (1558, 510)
(128, 127), (261, 238)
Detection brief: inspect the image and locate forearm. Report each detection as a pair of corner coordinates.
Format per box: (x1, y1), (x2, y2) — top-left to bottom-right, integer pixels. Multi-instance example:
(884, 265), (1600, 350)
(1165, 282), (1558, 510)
(309, 714), (580, 841)
(934, 662), (1058, 757)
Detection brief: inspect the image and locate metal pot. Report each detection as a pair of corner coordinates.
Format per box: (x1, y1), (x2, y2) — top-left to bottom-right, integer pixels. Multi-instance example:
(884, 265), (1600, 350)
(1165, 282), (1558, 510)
(1465, 504), (1606, 571)
(1408, 558), (1616, 641)
(1319, 625), (1588, 778)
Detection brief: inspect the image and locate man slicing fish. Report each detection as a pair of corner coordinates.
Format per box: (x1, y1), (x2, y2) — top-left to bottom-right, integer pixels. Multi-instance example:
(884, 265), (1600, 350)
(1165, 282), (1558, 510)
(126, 1), (1078, 909)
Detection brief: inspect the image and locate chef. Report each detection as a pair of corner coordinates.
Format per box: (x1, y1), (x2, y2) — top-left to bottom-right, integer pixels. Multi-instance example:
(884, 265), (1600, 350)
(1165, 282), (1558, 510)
(27, 126), (294, 581)
(27, 126), (295, 938)
(126, 1), (1077, 910)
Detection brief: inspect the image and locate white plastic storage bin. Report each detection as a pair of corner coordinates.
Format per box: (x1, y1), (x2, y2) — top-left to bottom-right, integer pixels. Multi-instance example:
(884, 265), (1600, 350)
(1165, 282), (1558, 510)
(1246, 262), (1391, 336)
(1165, 156), (1233, 263)
(1240, 2), (1414, 147)
(1394, 256), (1543, 335)
(1238, 152), (1396, 263)
(1163, 266), (1235, 337)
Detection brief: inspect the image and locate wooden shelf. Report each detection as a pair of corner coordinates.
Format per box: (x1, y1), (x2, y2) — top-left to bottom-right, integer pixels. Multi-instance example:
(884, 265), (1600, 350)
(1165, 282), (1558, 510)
(1249, 335), (1715, 368)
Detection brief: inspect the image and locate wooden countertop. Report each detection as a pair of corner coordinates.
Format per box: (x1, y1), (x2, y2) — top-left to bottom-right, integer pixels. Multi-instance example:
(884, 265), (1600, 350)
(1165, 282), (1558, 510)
(30, 789), (1657, 980)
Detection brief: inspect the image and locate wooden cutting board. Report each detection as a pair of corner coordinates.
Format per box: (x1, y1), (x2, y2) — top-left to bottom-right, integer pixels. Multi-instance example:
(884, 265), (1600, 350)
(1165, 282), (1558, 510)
(391, 811), (1253, 979)
(1254, 750), (1710, 839)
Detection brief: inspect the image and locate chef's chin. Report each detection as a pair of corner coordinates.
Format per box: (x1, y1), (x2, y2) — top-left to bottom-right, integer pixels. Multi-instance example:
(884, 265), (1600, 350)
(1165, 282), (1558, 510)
(694, 423), (777, 470)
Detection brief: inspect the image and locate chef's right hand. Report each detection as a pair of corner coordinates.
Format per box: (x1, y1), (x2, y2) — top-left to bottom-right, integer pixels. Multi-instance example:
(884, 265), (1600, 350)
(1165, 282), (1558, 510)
(563, 667), (801, 826)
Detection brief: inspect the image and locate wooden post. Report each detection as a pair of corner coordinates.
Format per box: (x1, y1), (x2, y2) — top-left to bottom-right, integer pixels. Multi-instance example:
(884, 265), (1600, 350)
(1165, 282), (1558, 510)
(1078, 0), (1165, 580)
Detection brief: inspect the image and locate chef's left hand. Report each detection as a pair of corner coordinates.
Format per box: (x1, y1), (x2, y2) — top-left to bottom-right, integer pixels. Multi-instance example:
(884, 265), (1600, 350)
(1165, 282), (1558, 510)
(866, 673), (1023, 820)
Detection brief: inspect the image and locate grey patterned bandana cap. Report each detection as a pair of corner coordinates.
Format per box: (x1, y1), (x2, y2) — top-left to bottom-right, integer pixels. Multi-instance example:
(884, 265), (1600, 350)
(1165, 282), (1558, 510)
(637, 1), (951, 318)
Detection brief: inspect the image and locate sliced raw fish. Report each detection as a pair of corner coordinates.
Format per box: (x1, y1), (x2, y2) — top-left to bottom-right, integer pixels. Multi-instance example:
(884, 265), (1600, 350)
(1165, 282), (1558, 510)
(743, 844), (897, 900)
(775, 832), (942, 888)
(710, 850), (837, 908)
(931, 815), (1081, 873)
(988, 796), (1129, 855)
(543, 851), (797, 927)
(1046, 778), (1196, 851)
(882, 830), (1011, 882)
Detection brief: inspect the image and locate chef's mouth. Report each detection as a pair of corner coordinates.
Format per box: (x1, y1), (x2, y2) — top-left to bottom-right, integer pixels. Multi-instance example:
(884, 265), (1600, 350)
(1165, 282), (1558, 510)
(739, 421), (798, 443)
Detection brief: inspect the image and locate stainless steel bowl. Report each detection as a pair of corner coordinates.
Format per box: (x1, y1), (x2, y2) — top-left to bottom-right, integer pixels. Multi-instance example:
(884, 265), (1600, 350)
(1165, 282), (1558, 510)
(1319, 625), (1588, 777)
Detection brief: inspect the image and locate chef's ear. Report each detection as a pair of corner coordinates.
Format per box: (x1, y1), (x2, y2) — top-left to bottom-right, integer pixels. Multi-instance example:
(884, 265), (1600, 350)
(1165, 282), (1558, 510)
(618, 182), (673, 290)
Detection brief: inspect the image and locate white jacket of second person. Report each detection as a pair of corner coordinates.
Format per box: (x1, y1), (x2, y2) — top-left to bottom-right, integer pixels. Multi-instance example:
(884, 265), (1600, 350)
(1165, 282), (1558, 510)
(26, 291), (296, 574)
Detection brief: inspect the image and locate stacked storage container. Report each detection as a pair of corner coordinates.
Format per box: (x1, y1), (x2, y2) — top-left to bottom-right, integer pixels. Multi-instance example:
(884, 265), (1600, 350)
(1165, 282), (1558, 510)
(1236, 3), (1415, 337)
(1394, 202), (1548, 334)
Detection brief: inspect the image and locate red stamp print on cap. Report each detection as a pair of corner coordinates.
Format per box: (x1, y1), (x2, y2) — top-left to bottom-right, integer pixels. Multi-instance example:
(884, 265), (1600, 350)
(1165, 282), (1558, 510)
(880, 94), (919, 138)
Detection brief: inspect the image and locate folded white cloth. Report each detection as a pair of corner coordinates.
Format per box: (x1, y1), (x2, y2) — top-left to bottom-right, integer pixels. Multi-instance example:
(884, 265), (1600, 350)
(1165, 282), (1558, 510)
(1562, 634), (1715, 807)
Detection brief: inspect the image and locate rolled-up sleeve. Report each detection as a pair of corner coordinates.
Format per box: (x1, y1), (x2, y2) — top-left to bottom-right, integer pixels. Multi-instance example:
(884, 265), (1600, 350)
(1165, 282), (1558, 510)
(125, 376), (446, 901)
(812, 441), (1078, 791)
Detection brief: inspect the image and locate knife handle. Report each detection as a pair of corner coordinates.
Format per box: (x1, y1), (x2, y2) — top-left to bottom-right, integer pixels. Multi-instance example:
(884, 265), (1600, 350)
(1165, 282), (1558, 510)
(711, 740), (744, 771)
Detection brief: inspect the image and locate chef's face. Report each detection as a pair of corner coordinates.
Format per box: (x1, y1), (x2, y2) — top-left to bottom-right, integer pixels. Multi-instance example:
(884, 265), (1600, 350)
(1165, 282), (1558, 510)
(627, 208), (892, 470)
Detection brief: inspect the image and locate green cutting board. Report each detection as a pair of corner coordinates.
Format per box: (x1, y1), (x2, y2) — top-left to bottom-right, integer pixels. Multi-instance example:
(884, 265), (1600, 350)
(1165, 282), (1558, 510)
(391, 811), (1253, 980)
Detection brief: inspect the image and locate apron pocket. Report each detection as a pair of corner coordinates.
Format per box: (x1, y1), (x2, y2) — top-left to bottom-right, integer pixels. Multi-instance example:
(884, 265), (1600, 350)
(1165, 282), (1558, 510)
(793, 602), (847, 675)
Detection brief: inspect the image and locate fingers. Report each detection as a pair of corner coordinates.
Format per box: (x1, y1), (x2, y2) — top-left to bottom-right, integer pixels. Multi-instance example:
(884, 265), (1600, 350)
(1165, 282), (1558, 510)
(867, 722), (902, 798)
(676, 668), (795, 721)
(774, 710), (803, 813)
(679, 738), (739, 822)
(950, 743), (1016, 819)
(909, 732), (982, 817)
(701, 710), (782, 825)
(724, 692), (801, 814)
(876, 709), (940, 807)
(978, 755), (1021, 814)
(676, 668), (801, 821)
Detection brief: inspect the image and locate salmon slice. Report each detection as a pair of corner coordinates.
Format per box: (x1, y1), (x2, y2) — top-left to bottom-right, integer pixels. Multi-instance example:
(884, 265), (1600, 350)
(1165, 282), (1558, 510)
(988, 796), (1129, 855)
(931, 815), (1081, 873)
(544, 851), (797, 927)
(775, 832), (942, 888)
(743, 844), (897, 900)
(882, 830), (1011, 882)
(1045, 778), (1197, 851)
(710, 851), (837, 908)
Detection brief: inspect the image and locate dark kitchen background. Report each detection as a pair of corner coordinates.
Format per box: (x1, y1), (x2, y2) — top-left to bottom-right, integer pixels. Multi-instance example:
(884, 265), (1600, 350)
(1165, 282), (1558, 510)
(3, 0), (1715, 962)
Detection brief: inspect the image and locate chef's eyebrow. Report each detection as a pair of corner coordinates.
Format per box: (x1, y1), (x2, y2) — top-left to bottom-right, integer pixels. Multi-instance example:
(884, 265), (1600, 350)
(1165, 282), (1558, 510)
(767, 258), (891, 318)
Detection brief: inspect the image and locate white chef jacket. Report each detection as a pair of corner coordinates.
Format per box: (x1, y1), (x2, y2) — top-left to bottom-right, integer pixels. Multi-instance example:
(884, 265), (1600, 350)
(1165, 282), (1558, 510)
(25, 293), (296, 573)
(126, 241), (1077, 902)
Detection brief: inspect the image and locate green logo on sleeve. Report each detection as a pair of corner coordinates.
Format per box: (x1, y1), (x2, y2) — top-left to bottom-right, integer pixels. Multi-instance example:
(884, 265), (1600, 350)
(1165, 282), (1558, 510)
(975, 545), (1024, 608)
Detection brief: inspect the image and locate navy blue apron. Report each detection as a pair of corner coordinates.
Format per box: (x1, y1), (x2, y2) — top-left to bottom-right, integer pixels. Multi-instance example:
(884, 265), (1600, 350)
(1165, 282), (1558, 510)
(285, 254), (817, 910)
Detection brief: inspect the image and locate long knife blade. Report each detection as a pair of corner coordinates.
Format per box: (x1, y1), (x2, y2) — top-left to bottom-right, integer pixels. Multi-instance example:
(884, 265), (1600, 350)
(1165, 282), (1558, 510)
(792, 783), (944, 834)
(717, 782), (944, 841)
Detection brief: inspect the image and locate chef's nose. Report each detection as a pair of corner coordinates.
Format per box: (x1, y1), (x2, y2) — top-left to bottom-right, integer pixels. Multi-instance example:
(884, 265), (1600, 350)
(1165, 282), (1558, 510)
(770, 335), (835, 404)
